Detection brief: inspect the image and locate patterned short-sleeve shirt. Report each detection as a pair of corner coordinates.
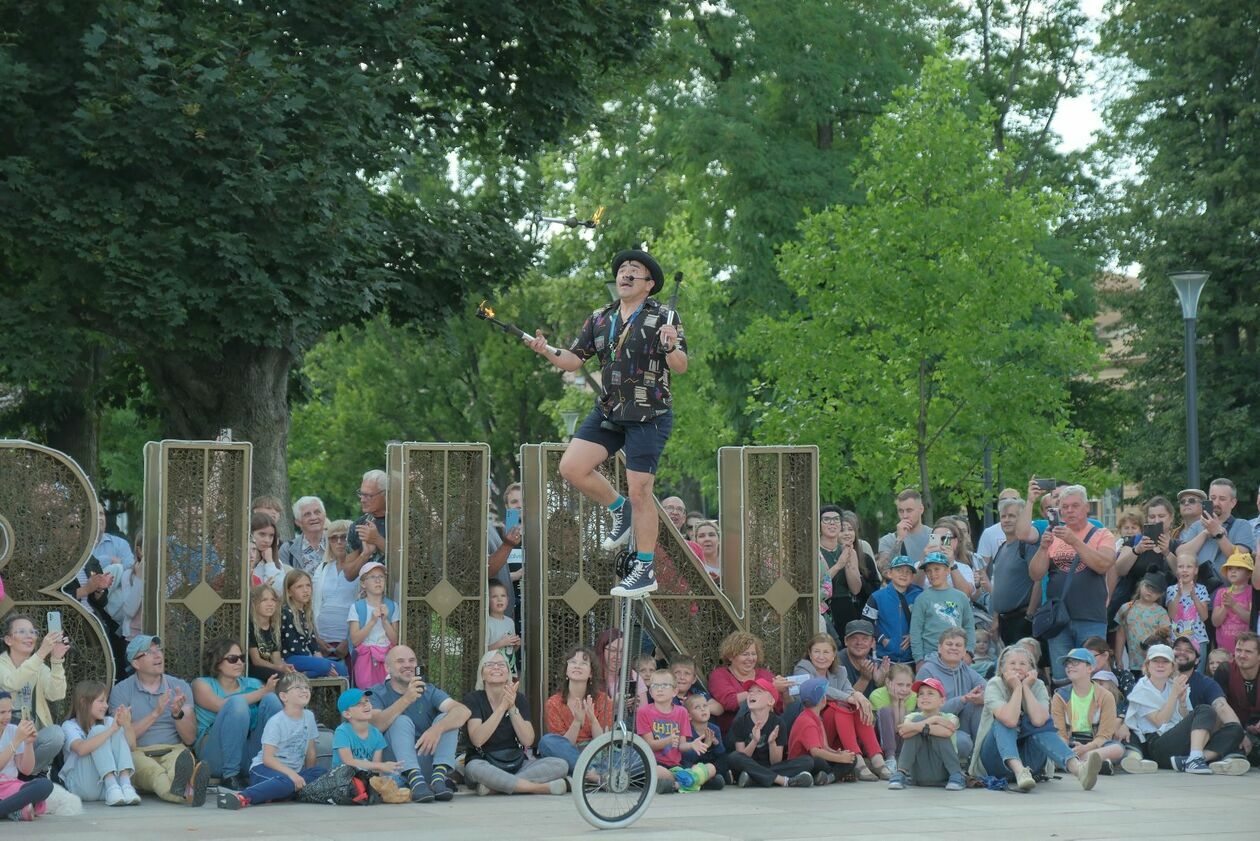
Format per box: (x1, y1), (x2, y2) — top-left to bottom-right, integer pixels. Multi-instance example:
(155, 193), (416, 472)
(569, 297), (687, 422)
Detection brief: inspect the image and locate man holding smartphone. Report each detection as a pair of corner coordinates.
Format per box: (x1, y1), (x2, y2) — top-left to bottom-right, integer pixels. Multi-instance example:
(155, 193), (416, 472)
(1177, 481), (1256, 583)
(526, 250), (686, 598)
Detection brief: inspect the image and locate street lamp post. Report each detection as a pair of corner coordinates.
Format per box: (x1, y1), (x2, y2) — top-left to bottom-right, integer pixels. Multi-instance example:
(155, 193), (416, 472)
(1169, 270), (1209, 490)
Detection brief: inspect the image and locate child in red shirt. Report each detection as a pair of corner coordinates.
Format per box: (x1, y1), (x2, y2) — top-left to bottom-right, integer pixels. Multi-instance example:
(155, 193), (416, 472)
(788, 677), (857, 784)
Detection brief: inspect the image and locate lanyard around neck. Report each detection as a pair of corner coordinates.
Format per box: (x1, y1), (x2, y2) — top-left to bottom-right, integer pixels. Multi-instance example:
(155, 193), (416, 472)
(608, 301), (646, 358)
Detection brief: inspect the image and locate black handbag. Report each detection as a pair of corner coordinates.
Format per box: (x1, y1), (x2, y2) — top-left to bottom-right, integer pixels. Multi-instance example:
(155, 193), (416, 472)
(1031, 527), (1097, 640)
(484, 746), (526, 774)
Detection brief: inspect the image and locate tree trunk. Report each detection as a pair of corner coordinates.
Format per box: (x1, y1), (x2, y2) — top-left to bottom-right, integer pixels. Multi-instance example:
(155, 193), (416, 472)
(143, 342), (294, 538)
(45, 346), (103, 487)
(917, 357), (933, 523)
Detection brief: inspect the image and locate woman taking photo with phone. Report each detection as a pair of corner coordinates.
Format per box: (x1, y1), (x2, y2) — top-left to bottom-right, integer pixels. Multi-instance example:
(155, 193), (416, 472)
(0, 614), (69, 776)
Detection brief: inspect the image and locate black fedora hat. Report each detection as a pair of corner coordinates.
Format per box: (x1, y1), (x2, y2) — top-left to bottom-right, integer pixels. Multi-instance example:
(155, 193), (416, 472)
(611, 249), (664, 295)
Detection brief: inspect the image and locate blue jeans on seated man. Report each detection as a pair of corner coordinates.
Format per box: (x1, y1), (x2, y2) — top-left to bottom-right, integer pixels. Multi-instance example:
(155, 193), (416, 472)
(284, 654), (348, 678)
(200, 694), (284, 779)
(1047, 619), (1107, 682)
(384, 712), (458, 777)
(980, 717), (1075, 780)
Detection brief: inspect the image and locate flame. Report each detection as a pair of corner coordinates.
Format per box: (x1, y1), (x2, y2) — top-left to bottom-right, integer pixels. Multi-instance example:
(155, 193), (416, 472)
(591, 205), (606, 226)
(478, 300), (495, 318)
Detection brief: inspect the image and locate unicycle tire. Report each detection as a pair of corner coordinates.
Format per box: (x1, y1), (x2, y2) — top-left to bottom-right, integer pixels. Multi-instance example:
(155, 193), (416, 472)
(571, 730), (658, 830)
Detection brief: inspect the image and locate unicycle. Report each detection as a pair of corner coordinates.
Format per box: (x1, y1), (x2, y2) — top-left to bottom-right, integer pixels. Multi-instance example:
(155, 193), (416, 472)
(572, 551), (658, 830)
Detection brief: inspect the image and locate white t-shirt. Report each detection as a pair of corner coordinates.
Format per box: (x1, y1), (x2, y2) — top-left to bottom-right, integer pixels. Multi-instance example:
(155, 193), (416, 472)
(347, 599), (400, 647)
(0, 723), (26, 777)
(252, 709), (317, 771)
(316, 563), (361, 643)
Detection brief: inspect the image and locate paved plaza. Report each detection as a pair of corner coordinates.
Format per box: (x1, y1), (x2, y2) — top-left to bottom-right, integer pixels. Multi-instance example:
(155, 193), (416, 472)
(18, 770), (1260, 841)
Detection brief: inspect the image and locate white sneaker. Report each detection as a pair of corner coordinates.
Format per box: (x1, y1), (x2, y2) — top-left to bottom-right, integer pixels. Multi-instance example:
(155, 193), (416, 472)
(104, 781), (126, 806)
(121, 782), (141, 805)
(1119, 750), (1157, 774)
(1209, 754), (1250, 776)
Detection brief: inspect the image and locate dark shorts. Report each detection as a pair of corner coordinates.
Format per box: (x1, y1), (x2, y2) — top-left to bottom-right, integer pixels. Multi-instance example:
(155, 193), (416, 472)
(573, 408), (673, 474)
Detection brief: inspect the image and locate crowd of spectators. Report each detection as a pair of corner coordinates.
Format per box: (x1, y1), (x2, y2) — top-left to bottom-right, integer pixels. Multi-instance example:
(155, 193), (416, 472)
(2, 471), (1259, 820)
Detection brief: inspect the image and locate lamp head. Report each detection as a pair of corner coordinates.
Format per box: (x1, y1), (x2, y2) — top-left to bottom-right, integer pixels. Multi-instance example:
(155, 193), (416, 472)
(1169, 271), (1209, 320)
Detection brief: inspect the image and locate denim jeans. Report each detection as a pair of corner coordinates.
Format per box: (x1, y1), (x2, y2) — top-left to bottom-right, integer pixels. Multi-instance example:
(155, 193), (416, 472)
(979, 718), (1074, 780)
(284, 654), (348, 678)
(538, 733), (583, 773)
(199, 694), (284, 778)
(240, 764), (326, 805)
(383, 712), (458, 775)
(1047, 619), (1107, 681)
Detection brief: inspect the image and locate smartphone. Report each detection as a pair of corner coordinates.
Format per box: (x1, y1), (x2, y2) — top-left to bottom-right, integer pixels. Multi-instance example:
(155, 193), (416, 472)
(504, 508), (520, 532)
(1141, 523), (1163, 541)
(1035, 478), (1057, 492)
(1203, 499), (1215, 517)
(1047, 508), (1062, 527)
(938, 534), (953, 548)
(47, 611), (62, 635)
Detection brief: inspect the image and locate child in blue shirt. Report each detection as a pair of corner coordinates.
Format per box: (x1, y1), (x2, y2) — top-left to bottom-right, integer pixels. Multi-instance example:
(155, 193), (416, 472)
(331, 689), (409, 804)
(863, 556), (923, 663)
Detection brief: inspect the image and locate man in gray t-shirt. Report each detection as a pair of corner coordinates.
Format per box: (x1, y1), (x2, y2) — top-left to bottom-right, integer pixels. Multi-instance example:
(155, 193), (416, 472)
(877, 490), (933, 568)
(109, 635), (207, 805)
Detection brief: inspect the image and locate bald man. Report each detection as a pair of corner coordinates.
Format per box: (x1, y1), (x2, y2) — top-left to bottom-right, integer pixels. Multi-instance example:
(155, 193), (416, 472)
(662, 496), (704, 561)
(369, 646), (470, 802)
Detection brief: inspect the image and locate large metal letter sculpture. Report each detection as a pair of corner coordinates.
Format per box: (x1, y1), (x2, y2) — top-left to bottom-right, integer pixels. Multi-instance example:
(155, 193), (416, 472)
(718, 446), (820, 671)
(0, 440), (113, 686)
(386, 443), (487, 703)
(521, 444), (819, 718)
(142, 441), (251, 681)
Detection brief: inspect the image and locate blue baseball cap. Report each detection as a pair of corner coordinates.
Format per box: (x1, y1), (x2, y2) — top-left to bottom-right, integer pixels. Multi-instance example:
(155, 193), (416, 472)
(798, 677), (829, 707)
(337, 688), (373, 713)
(1060, 647), (1095, 665)
(919, 551), (951, 568)
(126, 634), (161, 663)
(889, 555), (916, 570)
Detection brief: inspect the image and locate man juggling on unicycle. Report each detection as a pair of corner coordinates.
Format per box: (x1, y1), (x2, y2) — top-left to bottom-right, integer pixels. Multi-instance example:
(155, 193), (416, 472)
(526, 250), (687, 598)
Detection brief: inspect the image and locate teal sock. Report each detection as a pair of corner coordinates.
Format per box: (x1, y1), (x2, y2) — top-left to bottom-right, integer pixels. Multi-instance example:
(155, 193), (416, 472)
(609, 496), (625, 512)
(637, 551), (654, 563)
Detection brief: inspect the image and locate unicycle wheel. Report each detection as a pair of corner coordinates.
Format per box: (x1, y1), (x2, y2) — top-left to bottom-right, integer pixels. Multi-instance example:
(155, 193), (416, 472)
(571, 730), (658, 830)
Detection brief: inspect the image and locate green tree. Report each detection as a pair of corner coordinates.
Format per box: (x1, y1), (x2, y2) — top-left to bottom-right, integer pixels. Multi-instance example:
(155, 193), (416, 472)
(0, 1), (663, 505)
(1098, 1), (1260, 492)
(751, 56), (1101, 519)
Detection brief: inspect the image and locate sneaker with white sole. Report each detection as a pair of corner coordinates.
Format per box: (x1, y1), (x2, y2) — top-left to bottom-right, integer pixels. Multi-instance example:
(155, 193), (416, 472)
(104, 781), (126, 807)
(601, 501), (633, 551)
(945, 772), (966, 791)
(1076, 751), (1102, 791)
(887, 771), (906, 790)
(610, 560), (657, 598)
(120, 782), (141, 805)
(1179, 756), (1212, 775)
(1014, 767), (1036, 792)
(787, 771), (814, 787)
(1209, 754), (1250, 776)
(1120, 751), (1157, 774)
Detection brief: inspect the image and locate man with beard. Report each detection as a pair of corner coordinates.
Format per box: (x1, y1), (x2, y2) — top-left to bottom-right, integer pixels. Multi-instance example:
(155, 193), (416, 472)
(1170, 636), (1248, 774)
(1213, 632), (1260, 766)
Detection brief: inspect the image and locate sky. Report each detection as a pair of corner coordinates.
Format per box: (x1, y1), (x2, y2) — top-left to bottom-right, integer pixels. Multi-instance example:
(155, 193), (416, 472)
(1050, 0), (1106, 153)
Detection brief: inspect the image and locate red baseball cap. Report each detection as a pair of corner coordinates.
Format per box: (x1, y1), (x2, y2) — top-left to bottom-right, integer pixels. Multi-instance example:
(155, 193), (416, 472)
(750, 676), (779, 704)
(911, 678), (946, 698)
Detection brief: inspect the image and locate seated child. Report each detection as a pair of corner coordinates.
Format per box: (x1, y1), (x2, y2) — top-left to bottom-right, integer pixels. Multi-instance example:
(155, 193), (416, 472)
(971, 630), (997, 679)
(1207, 648), (1231, 675)
(725, 679), (815, 788)
(635, 670), (718, 793)
(331, 689), (410, 804)
(217, 672), (344, 809)
(60, 680), (140, 805)
(787, 677), (857, 785)
(887, 678), (965, 791)
(871, 663), (917, 766)
(680, 694), (728, 783)
(1050, 649), (1126, 772)
(671, 655), (724, 717)
(0, 691), (53, 821)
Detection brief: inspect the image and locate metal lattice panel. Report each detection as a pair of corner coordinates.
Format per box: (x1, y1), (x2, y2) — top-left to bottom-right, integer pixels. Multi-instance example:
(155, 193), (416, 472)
(0, 440), (113, 694)
(387, 443), (487, 703)
(142, 442), (251, 682)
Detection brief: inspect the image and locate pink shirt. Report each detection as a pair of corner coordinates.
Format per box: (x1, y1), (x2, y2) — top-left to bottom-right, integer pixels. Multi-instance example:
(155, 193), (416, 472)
(635, 703), (691, 767)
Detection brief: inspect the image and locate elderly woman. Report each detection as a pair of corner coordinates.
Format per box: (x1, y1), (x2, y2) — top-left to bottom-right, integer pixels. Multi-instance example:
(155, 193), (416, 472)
(0, 614), (69, 775)
(708, 631), (789, 733)
(191, 638), (283, 791)
(969, 646), (1103, 792)
(461, 651), (568, 795)
(694, 521), (722, 583)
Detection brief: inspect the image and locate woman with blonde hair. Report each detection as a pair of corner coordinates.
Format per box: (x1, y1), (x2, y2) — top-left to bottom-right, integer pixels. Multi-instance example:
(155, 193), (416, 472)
(310, 518), (358, 663)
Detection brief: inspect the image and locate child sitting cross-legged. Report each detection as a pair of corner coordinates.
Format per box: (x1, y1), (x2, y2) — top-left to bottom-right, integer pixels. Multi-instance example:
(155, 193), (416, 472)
(680, 694), (727, 784)
(331, 689), (410, 804)
(787, 677), (857, 785)
(726, 679), (815, 788)
(887, 678), (965, 791)
(217, 672), (351, 809)
(634, 670), (720, 793)
(59, 680), (141, 806)
(1050, 649), (1126, 774)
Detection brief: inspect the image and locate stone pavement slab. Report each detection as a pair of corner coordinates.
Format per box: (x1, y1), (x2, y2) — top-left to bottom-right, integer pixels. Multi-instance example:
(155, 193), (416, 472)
(18, 769), (1260, 840)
